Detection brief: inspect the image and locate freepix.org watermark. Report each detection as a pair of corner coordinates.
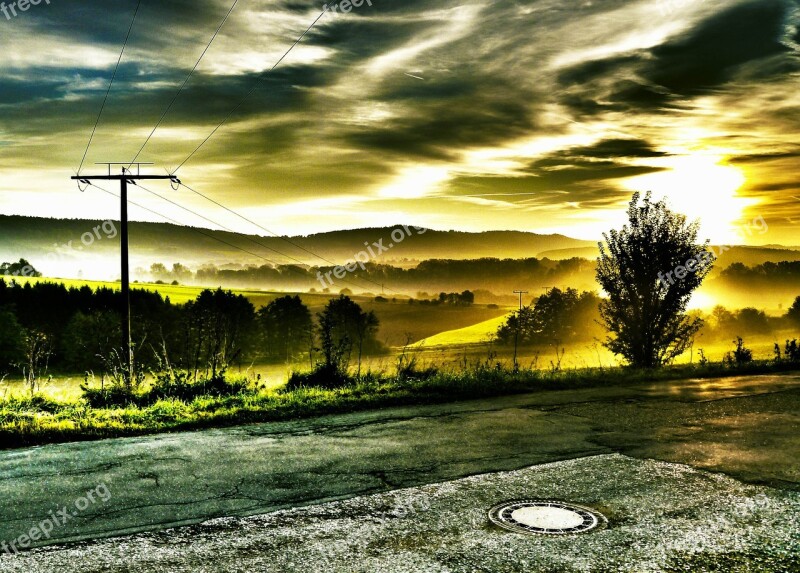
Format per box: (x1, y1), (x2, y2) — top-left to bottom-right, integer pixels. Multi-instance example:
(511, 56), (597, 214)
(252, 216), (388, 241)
(658, 214), (768, 288)
(1, 0), (50, 21)
(2, 483), (111, 555)
(2, 220), (119, 278)
(316, 225), (426, 289)
(323, 0), (372, 16)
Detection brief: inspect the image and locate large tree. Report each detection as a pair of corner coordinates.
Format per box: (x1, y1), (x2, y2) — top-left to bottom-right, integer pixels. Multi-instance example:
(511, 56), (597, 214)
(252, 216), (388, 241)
(596, 192), (712, 368)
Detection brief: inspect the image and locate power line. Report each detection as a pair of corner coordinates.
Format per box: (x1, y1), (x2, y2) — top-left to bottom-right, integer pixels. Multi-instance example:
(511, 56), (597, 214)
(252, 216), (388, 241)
(135, 182), (305, 263)
(172, 7), (330, 174)
(77, 0), (143, 176)
(120, 182), (395, 294)
(89, 182), (288, 266)
(176, 181), (400, 294)
(127, 0), (240, 169)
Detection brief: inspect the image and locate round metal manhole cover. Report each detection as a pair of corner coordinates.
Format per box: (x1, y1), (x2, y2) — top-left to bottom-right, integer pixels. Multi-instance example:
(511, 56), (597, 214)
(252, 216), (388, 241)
(488, 500), (607, 536)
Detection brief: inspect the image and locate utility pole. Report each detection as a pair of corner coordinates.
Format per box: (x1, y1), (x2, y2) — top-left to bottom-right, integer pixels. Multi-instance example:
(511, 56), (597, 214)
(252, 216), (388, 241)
(73, 163), (181, 385)
(512, 290), (529, 371)
(514, 290), (529, 311)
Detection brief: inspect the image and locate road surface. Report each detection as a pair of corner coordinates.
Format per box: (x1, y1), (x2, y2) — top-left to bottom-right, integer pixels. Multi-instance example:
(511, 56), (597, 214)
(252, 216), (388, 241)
(0, 373), (797, 569)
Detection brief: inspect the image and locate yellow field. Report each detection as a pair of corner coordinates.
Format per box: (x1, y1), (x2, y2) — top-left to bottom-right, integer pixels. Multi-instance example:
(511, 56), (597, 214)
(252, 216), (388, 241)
(414, 313), (513, 348)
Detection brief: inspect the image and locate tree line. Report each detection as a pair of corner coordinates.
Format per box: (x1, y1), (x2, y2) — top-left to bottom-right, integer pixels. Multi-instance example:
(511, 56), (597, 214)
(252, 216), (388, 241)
(0, 280), (382, 388)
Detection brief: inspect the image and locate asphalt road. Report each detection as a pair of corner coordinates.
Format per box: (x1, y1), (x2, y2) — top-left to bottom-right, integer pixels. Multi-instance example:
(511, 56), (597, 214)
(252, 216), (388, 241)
(0, 373), (797, 555)
(4, 455), (798, 572)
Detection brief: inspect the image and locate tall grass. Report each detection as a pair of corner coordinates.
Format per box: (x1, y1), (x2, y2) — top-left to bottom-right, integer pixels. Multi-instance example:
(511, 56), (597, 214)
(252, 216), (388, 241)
(1, 357), (798, 449)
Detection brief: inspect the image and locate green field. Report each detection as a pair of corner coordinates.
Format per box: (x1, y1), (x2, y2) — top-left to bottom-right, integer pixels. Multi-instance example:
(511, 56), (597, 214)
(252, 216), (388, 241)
(4, 276), (791, 403)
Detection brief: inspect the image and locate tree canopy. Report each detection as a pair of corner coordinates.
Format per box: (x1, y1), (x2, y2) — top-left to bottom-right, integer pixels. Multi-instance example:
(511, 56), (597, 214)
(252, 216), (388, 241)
(596, 192), (712, 368)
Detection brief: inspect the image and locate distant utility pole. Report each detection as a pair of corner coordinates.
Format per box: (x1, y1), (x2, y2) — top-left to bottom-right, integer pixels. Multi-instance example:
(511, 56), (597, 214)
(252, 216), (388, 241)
(513, 290), (529, 311)
(512, 290), (529, 371)
(73, 163), (181, 384)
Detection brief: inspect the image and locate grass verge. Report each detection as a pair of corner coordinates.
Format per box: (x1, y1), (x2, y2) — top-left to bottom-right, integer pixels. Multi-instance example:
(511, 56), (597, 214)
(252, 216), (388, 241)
(1, 359), (799, 450)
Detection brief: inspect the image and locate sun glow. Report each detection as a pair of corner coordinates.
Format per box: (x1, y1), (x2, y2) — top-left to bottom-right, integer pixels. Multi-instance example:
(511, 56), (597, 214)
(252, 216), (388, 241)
(623, 154), (752, 244)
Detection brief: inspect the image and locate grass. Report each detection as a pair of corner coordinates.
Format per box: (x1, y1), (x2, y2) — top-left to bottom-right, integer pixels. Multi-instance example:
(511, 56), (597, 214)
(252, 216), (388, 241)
(1, 358), (798, 450)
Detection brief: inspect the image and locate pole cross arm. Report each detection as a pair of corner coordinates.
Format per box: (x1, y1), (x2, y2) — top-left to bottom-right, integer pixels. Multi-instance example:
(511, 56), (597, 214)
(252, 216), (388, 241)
(71, 175), (180, 182)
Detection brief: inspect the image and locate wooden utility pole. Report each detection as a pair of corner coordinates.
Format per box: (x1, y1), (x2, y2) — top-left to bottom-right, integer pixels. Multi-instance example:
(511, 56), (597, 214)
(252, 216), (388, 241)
(512, 290), (528, 371)
(73, 163), (181, 384)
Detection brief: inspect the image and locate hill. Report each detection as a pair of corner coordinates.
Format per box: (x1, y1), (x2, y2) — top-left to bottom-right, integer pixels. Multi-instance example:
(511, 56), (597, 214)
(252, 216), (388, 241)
(0, 215), (595, 280)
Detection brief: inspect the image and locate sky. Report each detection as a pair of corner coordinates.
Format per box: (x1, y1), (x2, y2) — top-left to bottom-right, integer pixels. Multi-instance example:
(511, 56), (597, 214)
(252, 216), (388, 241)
(0, 0), (799, 245)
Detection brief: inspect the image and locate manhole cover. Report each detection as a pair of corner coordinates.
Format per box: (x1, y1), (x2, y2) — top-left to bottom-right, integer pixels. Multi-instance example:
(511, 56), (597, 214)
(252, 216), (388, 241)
(488, 500), (606, 535)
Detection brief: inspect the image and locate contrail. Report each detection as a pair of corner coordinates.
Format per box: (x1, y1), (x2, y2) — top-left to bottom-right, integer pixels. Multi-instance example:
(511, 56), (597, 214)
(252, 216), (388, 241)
(404, 72), (425, 80)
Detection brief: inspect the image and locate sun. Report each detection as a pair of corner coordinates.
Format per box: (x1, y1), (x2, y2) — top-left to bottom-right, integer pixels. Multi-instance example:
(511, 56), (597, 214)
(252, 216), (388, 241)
(623, 154), (752, 244)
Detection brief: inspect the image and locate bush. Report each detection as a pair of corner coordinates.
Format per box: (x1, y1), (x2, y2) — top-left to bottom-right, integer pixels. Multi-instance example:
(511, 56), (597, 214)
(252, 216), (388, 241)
(285, 363), (353, 391)
(82, 384), (140, 408)
(81, 370), (255, 408)
(785, 339), (800, 362)
(395, 354), (439, 382)
(148, 372), (251, 403)
(724, 337), (753, 367)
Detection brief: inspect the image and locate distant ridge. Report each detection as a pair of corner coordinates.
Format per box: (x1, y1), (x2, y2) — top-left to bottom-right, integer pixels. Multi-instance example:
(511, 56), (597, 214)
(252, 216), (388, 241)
(0, 215), (596, 269)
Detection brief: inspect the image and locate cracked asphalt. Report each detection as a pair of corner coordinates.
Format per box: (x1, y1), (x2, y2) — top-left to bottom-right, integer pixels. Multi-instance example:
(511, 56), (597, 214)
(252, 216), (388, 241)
(0, 373), (798, 569)
(3, 454), (798, 572)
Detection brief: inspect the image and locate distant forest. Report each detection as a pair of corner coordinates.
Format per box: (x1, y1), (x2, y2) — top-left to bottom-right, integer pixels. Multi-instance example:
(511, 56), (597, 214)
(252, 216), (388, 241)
(155, 258), (597, 300)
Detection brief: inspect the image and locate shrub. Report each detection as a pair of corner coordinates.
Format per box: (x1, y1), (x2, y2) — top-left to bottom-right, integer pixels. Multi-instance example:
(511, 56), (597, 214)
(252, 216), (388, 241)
(785, 339), (800, 362)
(724, 337), (753, 367)
(81, 369), (255, 408)
(82, 384), (141, 408)
(285, 363), (353, 391)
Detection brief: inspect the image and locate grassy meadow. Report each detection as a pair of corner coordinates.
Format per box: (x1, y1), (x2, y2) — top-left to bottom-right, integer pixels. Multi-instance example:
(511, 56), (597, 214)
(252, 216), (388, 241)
(2, 275), (799, 450)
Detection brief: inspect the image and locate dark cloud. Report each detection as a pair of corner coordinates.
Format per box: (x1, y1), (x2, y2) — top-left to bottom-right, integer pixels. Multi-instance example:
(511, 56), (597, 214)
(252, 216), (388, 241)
(440, 138), (667, 208)
(306, 18), (437, 61)
(557, 0), (796, 115)
(32, 0), (231, 47)
(566, 138), (668, 160)
(747, 182), (800, 191)
(730, 151), (800, 164)
(345, 81), (540, 160)
(645, 0), (792, 95)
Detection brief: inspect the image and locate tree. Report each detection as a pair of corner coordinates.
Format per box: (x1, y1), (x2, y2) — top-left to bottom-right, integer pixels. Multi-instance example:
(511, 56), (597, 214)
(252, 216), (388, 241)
(710, 305), (736, 335)
(181, 289), (256, 378)
(496, 289), (602, 346)
(257, 295), (312, 362)
(61, 310), (121, 373)
(735, 307), (770, 335)
(0, 308), (24, 374)
(20, 329), (52, 396)
(786, 296), (800, 327)
(317, 295), (380, 376)
(0, 259), (41, 278)
(171, 263), (192, 283)
(596, 192), (712, 368)
(150, 263), (170, 281)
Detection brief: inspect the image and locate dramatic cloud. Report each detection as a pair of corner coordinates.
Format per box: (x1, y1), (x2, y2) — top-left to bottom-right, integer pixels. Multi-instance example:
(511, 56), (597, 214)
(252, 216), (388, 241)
(0, 0), (798, 242)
